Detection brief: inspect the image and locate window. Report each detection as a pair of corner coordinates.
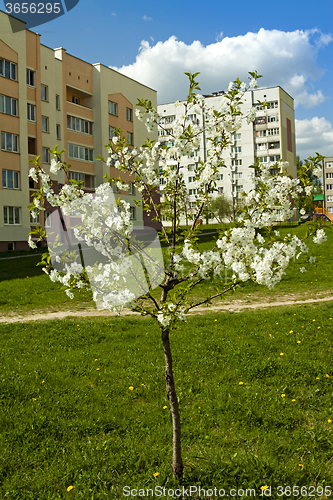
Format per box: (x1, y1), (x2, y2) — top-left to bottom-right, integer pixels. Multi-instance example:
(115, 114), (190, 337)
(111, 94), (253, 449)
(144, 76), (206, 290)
(26, 69), (35, 87)
(165, 115), (175, 124)
(231, 146), (242, 153)
(126, 108), (133, 121)
(326, 184), (333, 191)
(268, 115), (279, 123)
(326, 172), (333, 179)
(130, 207), (136, 220)
(236, 185), (243, 192)
(218, 187), (224, 194)
(232, 172), (243, 179)
(231, 159), (242, 166)
(42, 147), (49, 164)
(256, 130), (266, 137)
(72, 96), (80, 105)
(268, 128), (279, 136)
(325, 162), (333, 169)
(56, 124), (61, 140)
(165, 128), (173, 135)
(68, 143), (94, 161)
(45, 211), (52, 228)
(188, 176), (195, 183)
(56, 94), (60, 110)
(269, 142), (280, 150)
(3, 206), (21, 225)
(189, 189), (197, 195)
(127, 132), (133, 145)
(2, 170), (19, 189)
(67, 115), (93, 135)
(129, 183), (135, 195)
(232, 133), (241, 141)
(160, 177), (165, 185)
(328, 207), (333, 213)
(41, 85), (48, 101)
(158, 129), (165, 136)
(0, 58), (17, 80)
(188, 164), (196, 171)
(28, 137), (36, 155)
(109, 126), (117, 140)
(327, 195), (333, 202)
(186, 114), (196, 122)
(0, 95), (18, 116)
(1, 132), (18, 152)
(220, 174), (224, 180)
(255, 116), (266, 125)
(42, 116), (49, 133)
(112, 181), (119, 193)
(255, 143), (267, 151)
(108, 101), (118, 116)
(27, 103), (35, 121)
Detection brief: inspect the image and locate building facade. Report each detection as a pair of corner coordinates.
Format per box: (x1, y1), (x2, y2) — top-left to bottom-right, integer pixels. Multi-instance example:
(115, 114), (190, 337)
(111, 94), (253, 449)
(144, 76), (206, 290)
(157, 86), (296, 221)
(0, 11), (157, 252)
(323, 156), (333, 215)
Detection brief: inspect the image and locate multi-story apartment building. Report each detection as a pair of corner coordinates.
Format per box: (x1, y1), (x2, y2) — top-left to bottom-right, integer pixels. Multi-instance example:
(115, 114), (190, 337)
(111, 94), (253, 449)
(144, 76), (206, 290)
(323, 156), (333, 216)
(0, 10), (158, 252)
(158, 86), (296, 221)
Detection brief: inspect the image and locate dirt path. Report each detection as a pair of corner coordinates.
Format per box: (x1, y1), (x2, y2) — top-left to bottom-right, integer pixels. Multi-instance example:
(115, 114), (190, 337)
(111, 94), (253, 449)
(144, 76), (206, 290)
(1, 294), (333, 324)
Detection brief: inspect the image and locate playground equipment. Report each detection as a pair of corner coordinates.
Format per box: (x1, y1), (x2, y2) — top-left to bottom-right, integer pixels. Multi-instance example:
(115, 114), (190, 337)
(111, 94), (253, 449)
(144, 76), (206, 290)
(314, 194), (333, 224)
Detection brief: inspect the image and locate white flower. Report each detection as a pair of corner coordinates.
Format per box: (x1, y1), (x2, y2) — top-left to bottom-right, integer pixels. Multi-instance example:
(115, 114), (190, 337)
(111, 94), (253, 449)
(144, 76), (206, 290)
(28, 235), (37, 249)
(313, 229), (327, 245)
(29, 168), (38, 183)
(309, 256), (316, 264)
(300, 208), (306, 215)
(65, 289), (74, 299)
(300, 267), (307, 273)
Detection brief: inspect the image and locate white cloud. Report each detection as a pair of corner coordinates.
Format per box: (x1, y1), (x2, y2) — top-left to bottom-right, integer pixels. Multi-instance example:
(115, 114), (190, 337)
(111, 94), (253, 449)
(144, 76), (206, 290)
(296, 117), (333, 159)
(111, 12), (117, 16)
(143, 15), (152, 21)
(215, 31), (223, 42)
(113, 28), (332, 106)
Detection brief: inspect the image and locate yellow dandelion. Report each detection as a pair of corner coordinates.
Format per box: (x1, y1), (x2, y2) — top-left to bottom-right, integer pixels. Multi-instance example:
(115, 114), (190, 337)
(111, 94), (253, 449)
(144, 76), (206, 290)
(269, 334), (272, 337)
(297, 341), (301, 344)
(313, 319), (316, 322)
(298, 464), (303, 467)
(214, 319), (217, 322)
(294, 314), (296, 316)
(33, 398), (37, 401)
(96, 368), (100, 371)
(141, 383), (145, 386)
(318, 326), (320, 329)
(292, 399), (296, 402)
(328, 419), (332, 423)
(280, 353), (284, 356)
(153, 472), (160, 477)
(163, 406), (167, 409)
(316, 377), (320, 380)
(239, 381), (244, 385)
(329, 318), (332, 320)
(42, 380), (45, 383)
(326, 374), (330, 378)
(261, 485), (269, 490)
(289, 330), (293, 333)
(281, 394), (286, 398)
(276, 322), (279, 324)
(77, 324), (79, 326)
(95, 359), (98, 361)
(67, 485), (74, 492)
(129, 386), (134, 391)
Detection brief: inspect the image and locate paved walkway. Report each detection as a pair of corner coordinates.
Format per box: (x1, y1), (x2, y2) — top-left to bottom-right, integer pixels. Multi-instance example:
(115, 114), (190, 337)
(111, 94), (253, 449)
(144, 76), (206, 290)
(1, 295), (333, 324)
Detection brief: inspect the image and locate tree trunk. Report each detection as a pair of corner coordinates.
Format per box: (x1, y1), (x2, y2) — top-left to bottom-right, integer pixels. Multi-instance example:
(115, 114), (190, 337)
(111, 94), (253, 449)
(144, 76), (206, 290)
(161, 327), (183, 478)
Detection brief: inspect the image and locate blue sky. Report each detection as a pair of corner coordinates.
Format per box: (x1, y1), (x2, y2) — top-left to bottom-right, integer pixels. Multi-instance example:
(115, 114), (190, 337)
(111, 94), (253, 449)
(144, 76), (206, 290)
(10, 0), (333, 159)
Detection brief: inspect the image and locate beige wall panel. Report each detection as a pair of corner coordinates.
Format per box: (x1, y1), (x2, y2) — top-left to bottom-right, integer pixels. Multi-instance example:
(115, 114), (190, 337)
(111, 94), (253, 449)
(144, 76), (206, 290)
(0, 152), (20, 170)
(27, 122), (37, 136)
(66, 101), (94, 120)
(26, 31), (39, 69)
(67, 131), (94, 147)
(1, 78), (19, 98)
(66, 159), (95, 173)
(2, 114), (20, 134)
(64, 53), (93, 94)
(27, 86), (36, 101)
(0, 39), (18, 62)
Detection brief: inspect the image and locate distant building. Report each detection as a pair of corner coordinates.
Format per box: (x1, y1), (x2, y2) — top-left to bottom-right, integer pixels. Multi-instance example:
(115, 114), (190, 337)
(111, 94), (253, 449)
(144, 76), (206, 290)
(157, 86), (296, 222)
(323, 156), (333, 216)
(0, 10), (158, 252)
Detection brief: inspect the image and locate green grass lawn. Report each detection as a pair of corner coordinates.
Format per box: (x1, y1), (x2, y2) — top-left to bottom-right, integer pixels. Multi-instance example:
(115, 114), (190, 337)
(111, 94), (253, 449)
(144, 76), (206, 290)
(0, 222), (332, 316)
(0, 303), (333, 498)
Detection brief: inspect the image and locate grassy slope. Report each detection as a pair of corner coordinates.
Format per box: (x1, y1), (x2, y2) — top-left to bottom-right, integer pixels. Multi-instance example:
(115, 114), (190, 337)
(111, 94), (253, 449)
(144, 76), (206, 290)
(0, 304), (333, 498)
